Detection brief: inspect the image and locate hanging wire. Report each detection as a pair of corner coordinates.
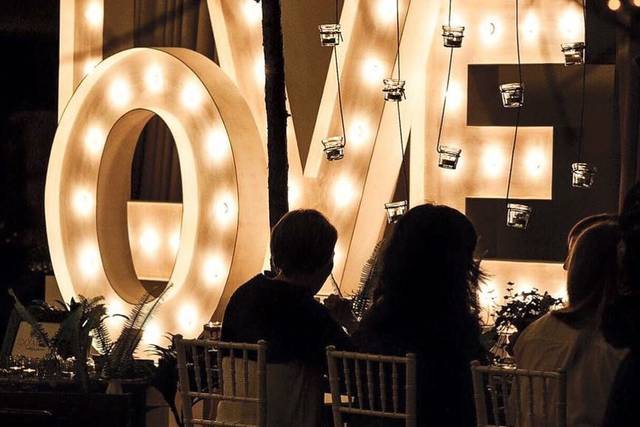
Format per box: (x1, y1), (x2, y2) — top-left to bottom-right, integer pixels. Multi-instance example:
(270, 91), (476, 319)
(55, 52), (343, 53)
(436, 0), (455, 153)
(505, 0), (523, 203)
(576, 0), (587, 161)
(334, 0), (347, 145)
(395, 0), (410, 198)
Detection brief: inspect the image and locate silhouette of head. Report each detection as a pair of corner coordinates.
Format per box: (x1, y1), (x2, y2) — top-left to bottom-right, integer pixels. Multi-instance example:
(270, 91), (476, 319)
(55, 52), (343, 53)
(564, 213), (615, 270)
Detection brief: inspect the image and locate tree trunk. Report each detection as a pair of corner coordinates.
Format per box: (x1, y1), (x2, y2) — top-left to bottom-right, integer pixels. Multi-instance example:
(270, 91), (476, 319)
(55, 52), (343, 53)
(261, 0), (289, 227)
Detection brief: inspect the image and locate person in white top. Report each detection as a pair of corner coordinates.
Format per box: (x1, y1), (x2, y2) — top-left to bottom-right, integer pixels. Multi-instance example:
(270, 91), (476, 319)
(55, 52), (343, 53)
(514, 219), (628, 427)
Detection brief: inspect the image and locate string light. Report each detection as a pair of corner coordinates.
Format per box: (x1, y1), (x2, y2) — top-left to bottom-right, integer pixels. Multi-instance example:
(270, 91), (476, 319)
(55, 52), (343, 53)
(144, 65), (165, 93)
(178, 304), (198, 331)
(169, 230), (180, 253)
(333, 177), (355, 207)
(84, 2), (103, 27)
(525, 147), (545, 177)
(202, 255), (224, 286)
(480, 18), (500, 44)
(181, 81), (203, 110)
(84, 126), (105, 154)
(73, 189), (94, 217)
(206, 128), (229, 161)
(348, 120), (369, 146)
(522, 13), (539, 41)
(83, 58), (100, 77)
(376, 0), (397, 23)
(142, 320), (162, 344)
(109, 79), (131, 107)
(483, 146), (505, 177)
(78, 244), (100, 278)
(213, 197), (234, 226)
(607, 0), (621, 12)
(558, 8), (583, 39)
(243, 0), (262, 24)
(139, 227), (161, 256)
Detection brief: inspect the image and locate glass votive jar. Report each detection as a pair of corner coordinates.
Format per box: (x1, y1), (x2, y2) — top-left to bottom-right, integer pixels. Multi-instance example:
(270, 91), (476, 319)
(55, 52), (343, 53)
(499, 83), (525, 108)
(203, 321), (222, 340)
(438, 146), (462, 169)
(322, 136), (346, 161)
(384, 200), (408, 224)
(442, 25), (465, 48)
(561, 42), (585, 66)
(506, 203), (533, 229)
(571, 162), (597, 188)
(319, 24), (342, 47)
(382, 78), (406, 102)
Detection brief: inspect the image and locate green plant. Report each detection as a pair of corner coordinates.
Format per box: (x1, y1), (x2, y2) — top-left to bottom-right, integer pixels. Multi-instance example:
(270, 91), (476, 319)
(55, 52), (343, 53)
(148, 334), (182, 427)
(482, 283), (564, 359)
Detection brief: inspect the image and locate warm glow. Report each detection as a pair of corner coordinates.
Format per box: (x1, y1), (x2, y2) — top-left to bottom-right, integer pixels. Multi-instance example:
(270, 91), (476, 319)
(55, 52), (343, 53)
(142, 320), (162, 344)
(213, 197), (234, 226)
(480, 18), (500, 44)
(522, 13), (540, 41)
(144, 65), (164, 93)
(348, 120), (369, 146)
(376, 0), (397, 23)
(78, 244), (100, 278)
(483, 146), (505, 177)
(181, 81), (203, 110)
(608, 0), (622, 11)
(445, 81), (464, 110)
(205, 128), (229, 161)
(254, 56), (266, 85)
(525, 147), (546, 177)
(478, 282), (497, 308)
(84, 2), (103, 27)
(84, 126), (105, 154)
(106, 299), (126, 329)
(243, 0), (262, 24)
(169, 230), (180, 253)
(73, 189), (94, 217)
(83, 58), (100, 77)
(139, 227), (161, 256)
(288, 181), (300, 207)
(362, 58), (384, 86)
(333, 177), (355, 207)
(109, 79), (131, 107)
(634, 0), (640, 7)
(178, 304), (198, 332)
(559, 8), (583, 39)
(203, 255), (224, 285)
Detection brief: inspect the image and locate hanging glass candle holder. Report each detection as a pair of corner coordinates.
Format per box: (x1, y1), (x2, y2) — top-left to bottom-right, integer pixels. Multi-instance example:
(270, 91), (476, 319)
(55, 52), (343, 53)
(382, 78), (406, 102)
(384, 200), (408, 224)
(499, 83), (525, 108)
(506, 203), (533, 229)
(437, 146), (462, 170)
(442, 25), (465, 48)
(319, 24), (342, 47)
(561, 42), (585, 66)
(571, 162), (597, 189)
(322, 136), (345, 161)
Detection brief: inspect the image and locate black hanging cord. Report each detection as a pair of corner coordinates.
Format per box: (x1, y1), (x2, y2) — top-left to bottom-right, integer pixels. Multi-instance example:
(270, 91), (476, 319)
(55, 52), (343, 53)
(395, 0), (409, 198)
(436, 0), (455, 153)
(334, 0), (347, 144)
(505, 0), (523, 203)
(577, 0), (587, 161)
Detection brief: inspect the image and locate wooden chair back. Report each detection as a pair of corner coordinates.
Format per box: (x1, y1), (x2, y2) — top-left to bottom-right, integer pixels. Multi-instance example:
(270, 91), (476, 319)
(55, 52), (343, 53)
(470, 361), (567, 427)
(175, 335), (267, 427)
(326, 346), (417, 427)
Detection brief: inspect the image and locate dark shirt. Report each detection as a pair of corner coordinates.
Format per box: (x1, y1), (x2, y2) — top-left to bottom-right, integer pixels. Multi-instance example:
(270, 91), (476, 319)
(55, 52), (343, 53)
(351, 300), (484, 427)
(221, 273), (351, 368)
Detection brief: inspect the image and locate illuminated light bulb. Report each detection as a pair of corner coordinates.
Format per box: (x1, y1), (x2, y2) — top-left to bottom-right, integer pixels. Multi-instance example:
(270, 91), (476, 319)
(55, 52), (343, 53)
(213, 197), (235, 226)
(79, 244), (100, 278)
(482, 146), (505, 177)
(83, 57), (100, 77)
(144, 65), (164, 93)
(139, 227), (160, 256)
(254, 56), (266, 86)
(73, 189), (94, 217)
(525, 148), (545, 176)
(522, 13), (539, 41)
(178, 304), (198, 332)
(170, 230), (180, 253)
(608, 0), (622, 11)
(362, 58), (384, 86)
(84, 126), (105, 154)
(243, 0), (262, 24)
(84, 2), (103, 27)
(181, 81), (204, 110)
(480, 18), (500, 44)
(445, 81), (464, 110)
(205, 128), (229, 161)
(203, 255), (224, 285)
(634, 0), (640, 7)
(348, 120), (369, 146)
(109, 79), (131, 107)
(559, 8), (583, 39)
(142, 321), (162, 344)
(376, 0), (397, 23)
(478, 283), (497, 308)
(333, 177), (355, 207)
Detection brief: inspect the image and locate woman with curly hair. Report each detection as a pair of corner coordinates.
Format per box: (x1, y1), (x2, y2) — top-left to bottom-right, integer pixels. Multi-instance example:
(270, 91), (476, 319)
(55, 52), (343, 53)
(351, 204), (486, 426)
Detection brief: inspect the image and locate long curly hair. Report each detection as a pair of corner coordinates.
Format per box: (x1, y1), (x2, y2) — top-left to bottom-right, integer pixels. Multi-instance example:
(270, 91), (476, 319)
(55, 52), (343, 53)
(372, 204), (483, 339)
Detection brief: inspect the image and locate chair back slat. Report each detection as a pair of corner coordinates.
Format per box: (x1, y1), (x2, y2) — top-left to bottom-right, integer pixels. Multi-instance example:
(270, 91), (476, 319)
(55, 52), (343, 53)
(175, 335), (267, 427)
(470, 361), (567, 427)
(379, 360), (387, 412)
(326, 347), (417, 427)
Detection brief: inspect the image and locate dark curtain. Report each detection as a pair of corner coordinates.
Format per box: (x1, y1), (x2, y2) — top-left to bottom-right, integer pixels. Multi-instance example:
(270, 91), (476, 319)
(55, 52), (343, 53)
(616, 8), (640, 208)
(130, 0), (217, 202)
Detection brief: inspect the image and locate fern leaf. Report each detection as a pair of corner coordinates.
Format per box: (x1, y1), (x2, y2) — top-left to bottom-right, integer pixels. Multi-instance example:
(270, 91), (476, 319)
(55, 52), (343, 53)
(8, 289), (51, 348)
(351, 241), (384, 320)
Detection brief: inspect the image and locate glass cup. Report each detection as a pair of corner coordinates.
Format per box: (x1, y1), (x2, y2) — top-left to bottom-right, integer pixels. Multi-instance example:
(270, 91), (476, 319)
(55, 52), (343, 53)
(561, 42), (585, 66)
(319, 24), (342, 47)
(322, 136), (346, 161)
(571, 162), (597, 188)
(385, 200), (408, 224)
(506, 203), (533, 229)
(442, 25), (465, 48)
(438, 146), (462, 169)
(499, 83), (525, 108)
(382, 78), (406, 102)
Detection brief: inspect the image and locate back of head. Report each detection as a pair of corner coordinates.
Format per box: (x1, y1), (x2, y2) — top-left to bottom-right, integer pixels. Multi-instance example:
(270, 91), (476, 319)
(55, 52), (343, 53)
(555, 221), (620, 328)
(270, 209), (337, 277)
(377, 204), (481, 318)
